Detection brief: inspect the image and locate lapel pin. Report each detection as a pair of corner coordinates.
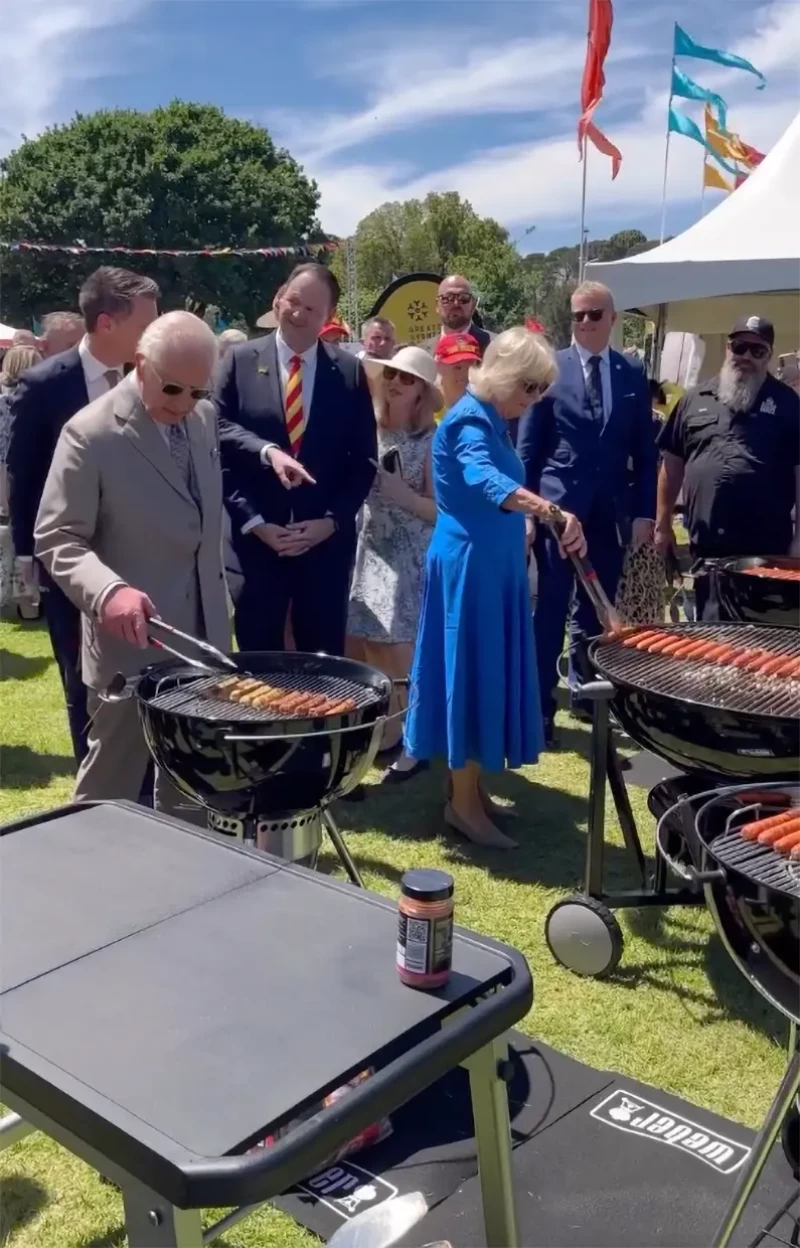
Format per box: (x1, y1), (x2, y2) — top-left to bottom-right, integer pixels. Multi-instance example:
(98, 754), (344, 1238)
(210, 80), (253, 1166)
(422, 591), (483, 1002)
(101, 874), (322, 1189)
(257, 365), (270, 376)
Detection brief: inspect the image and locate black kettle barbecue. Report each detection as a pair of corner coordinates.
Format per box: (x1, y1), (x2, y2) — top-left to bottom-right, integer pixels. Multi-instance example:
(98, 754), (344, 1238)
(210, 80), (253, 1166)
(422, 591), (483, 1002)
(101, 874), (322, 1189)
(714, 555), (800, 628)
(108, 619), (401, 885)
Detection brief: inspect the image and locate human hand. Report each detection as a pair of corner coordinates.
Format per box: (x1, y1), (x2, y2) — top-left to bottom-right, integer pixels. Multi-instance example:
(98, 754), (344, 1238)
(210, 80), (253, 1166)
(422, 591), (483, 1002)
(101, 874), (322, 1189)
(281, 516), (336, 557)
(654, 521), (676, 559)
(99, 585), (156, 648)
(376, 466), (416, 509)
(632, 518), (654, 551)
(251, 523), (294, 554)
(556, 511), (587, 559)
(265, 446), (316, 490)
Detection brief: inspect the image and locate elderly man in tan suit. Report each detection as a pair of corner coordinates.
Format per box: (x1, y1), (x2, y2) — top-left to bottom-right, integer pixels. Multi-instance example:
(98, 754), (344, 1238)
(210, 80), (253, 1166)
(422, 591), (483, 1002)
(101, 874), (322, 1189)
(35, 311), (230, 816)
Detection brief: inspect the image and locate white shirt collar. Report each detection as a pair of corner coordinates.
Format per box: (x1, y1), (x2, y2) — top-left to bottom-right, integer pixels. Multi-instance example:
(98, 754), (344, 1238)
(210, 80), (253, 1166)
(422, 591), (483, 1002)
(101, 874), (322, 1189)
(78, 334), (123, 382)
(276, 331), (318, 366)
(573, 340), (610, 368)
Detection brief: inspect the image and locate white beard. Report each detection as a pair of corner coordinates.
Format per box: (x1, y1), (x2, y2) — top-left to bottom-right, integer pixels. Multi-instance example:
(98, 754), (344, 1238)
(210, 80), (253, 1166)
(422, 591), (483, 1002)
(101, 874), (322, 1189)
(717, 360), (765, 412)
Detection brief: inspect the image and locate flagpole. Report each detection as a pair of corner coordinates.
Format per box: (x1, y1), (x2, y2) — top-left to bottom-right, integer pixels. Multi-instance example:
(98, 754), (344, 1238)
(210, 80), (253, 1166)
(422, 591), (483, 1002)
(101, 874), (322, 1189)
(659, 27), (676, 243)
(578, 133), (588, 281)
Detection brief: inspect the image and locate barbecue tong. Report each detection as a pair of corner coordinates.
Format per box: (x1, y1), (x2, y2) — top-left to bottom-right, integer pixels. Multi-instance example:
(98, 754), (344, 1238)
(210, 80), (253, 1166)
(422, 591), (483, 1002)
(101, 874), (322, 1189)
(146, 617), (238, 674)
(544, 504), (624, 636)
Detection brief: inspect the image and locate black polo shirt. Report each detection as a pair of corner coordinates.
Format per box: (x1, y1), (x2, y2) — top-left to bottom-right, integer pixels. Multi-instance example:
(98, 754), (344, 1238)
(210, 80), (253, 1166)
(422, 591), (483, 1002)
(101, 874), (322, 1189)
(658, 373), (799, 557)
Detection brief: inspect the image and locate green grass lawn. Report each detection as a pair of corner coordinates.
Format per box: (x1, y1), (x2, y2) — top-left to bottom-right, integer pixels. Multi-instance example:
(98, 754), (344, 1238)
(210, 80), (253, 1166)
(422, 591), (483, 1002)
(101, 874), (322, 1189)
(0, 618), (789, 1246)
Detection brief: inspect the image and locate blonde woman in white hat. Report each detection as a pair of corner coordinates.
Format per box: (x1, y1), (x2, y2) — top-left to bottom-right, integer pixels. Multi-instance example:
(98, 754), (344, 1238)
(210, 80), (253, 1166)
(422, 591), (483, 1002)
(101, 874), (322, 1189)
(346, 347), (441, 769)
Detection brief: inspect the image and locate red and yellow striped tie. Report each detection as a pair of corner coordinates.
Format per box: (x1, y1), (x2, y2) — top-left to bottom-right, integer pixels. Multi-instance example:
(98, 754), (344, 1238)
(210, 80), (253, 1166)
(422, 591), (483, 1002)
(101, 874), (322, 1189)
(285, 355), (305, 454)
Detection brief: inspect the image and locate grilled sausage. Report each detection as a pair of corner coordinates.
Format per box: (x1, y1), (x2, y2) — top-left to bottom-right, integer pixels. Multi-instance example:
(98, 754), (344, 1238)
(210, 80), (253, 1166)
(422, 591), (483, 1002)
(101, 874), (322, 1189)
(772, 825), (800, 854)
(769, 657), (800, 679)
(710, 646), (747, 665)
(740, 651), (777, 673)
(623, 630), (662, 648)
(634, 632), (669, 650)
(322, 698), (357, 716)
(757, 815), (800, 845)
(674, 639), (720, 660)
(741, 811), (796, 840)
(728, 649), (767, 670)
(645, 636), (681, 653)
(756, 655), (794, 677)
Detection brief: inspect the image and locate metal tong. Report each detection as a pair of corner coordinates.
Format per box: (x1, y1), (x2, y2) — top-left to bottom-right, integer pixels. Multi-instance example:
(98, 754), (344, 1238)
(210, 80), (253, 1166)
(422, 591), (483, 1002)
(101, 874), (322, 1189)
(544, 504), (624, 636)
(146, 616), (238, 674)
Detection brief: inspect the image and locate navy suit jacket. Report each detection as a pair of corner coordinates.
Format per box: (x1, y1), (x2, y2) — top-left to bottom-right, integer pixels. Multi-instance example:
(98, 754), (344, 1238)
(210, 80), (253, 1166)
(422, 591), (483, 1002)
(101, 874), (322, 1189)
(7, 347), (89, 558)
(517, 345), (656, 539)
(215, 334), (377, 542)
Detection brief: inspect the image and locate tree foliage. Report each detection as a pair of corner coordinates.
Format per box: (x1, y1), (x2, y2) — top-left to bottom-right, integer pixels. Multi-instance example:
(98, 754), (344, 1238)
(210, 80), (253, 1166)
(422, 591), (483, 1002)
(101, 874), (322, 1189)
(0, 101), (322, 326)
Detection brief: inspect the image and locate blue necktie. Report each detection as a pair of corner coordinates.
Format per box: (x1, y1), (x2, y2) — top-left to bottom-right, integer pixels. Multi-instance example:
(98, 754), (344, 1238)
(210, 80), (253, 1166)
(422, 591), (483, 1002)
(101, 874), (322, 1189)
(168, 422), (200, 506)
(587, 355), (604, 422)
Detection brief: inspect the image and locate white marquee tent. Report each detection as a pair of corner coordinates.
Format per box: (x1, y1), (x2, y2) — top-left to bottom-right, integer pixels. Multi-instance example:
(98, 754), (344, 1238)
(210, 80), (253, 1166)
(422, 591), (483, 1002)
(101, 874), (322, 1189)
(586, 110), (800, 368)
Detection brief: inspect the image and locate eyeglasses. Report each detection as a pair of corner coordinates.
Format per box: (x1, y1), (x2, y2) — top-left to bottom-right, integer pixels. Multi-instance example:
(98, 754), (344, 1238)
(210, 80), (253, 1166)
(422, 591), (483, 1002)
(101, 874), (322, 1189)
(438, 293), (474, 306)
(383, 366), (418, 386)
(729, 340), (769, 360)
(149, 363), (210, 401)
(572, 308), (605, 323)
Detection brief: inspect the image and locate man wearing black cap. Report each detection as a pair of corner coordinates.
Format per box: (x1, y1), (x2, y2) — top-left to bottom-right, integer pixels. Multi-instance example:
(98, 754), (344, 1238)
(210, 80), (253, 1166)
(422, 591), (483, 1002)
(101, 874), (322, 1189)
(655, 316), (800, 619)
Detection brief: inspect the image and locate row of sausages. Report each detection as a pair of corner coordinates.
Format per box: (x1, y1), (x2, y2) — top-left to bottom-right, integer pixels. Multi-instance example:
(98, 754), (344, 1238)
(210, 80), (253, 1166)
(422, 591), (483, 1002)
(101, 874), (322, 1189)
(741, 566), (800, 582)
(620, 630), (800, 680)
(741, 810), (800, 857)
(208, 676), (356, 717)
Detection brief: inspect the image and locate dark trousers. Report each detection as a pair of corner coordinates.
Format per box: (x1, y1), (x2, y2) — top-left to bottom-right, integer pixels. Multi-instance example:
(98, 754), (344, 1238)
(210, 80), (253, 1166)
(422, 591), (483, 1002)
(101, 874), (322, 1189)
(234, 531), (355, 655)
(533, 519), (625, 723)
(41, 579), (89, 765)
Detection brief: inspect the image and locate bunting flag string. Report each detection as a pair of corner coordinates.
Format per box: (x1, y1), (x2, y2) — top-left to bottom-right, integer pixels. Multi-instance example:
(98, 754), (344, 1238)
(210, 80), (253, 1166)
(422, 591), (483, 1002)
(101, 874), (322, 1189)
(0, 240), (339, 259)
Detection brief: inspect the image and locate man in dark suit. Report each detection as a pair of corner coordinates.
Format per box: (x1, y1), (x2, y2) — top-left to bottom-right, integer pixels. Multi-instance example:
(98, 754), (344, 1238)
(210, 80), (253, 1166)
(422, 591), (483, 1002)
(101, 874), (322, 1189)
(8, 266), (159, 763)
(215, 262), (377, 655)
(517, 281), (657, 744)
(436, 275), (491, 356)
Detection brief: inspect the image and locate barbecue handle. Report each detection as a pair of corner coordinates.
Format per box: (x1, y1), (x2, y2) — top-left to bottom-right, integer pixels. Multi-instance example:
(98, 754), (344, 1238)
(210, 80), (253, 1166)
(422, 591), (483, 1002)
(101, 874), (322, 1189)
(654, 783), (788, 886)
(543, 504), (623, 635)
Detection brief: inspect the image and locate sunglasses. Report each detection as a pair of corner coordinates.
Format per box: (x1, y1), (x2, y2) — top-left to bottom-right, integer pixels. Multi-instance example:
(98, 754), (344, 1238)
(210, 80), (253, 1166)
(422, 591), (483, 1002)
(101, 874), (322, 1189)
(439, 293), (474, 306)
(572, 308), (605, 323)
(729, 340), (769, 360)
(383, 366), (418, 386)
(521, 380), (542, 397)
(149, 363), (210, 401)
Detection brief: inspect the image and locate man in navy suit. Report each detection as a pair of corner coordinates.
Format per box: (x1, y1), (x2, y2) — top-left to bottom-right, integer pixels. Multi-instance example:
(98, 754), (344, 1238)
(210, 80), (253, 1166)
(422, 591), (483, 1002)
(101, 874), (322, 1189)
(215, 263), (377, 655)
(517, 281), (657, 744)
(8, 267), (159, 763)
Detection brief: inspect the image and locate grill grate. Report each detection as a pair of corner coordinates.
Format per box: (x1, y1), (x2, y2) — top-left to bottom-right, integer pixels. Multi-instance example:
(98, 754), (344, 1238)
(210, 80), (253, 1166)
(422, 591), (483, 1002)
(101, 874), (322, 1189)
(594, 624), (800, 718)
(146, 668), (381, 723)
(711, 825), (800, 900)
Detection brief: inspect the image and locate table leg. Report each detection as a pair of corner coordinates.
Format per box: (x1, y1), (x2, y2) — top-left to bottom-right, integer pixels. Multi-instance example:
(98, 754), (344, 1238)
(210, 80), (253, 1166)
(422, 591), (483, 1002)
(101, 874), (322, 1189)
(121, 1177), (204, 1247)
(0, 1111), (36, 1150)
(463, 1037), (518, 1248)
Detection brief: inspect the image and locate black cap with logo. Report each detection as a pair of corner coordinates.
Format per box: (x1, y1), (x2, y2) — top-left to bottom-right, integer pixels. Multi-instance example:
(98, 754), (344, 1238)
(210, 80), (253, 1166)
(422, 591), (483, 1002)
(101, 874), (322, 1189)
(729, 315), (775, 347)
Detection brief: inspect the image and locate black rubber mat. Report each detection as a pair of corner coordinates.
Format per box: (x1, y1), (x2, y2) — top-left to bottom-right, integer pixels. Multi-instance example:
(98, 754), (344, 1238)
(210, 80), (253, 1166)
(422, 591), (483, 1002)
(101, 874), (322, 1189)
(274, 1035), (799, 1247)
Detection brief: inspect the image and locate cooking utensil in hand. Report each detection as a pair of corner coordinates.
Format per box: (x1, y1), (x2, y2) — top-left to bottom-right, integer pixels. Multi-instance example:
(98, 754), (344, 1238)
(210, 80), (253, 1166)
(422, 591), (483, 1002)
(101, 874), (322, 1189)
(545, 504), (624, 636)
(146, 617), (238, 674)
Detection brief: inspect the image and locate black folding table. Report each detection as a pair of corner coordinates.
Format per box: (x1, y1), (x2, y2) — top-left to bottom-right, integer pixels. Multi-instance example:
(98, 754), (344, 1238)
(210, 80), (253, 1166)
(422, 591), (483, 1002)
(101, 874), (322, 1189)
(0, 802), (532, 1247)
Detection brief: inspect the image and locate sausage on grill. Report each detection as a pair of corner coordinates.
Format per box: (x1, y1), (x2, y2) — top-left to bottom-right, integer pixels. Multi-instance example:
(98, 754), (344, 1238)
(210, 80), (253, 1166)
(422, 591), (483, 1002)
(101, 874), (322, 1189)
(741, 811), (796, 840)
(772, 824), (800, 854)
(757, 815), (800, 845)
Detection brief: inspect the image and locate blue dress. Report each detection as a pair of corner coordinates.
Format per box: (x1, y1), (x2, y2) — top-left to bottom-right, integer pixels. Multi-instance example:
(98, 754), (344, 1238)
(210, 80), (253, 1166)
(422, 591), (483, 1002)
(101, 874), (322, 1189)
(404, 391), (543, 771)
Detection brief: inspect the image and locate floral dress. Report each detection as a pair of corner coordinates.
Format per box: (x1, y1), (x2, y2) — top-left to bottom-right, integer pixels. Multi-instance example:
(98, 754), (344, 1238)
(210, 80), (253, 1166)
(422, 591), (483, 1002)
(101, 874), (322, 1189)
(348, 428), (435, 644)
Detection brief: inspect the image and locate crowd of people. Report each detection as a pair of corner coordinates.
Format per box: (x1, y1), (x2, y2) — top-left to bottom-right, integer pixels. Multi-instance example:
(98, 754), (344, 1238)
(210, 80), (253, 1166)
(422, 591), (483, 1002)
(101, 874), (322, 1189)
(1, 261), (798, 849)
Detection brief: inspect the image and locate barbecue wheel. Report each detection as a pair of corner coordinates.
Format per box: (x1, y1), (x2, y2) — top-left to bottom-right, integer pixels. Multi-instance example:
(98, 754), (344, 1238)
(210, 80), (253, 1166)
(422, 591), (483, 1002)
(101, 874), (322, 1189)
(782, 1102), (800, 1180)
(545, 895), (624, 979)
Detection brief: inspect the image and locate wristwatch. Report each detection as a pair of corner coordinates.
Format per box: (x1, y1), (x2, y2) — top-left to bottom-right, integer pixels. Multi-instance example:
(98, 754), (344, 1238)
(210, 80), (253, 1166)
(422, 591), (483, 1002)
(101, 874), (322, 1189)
(324, 511), (339, 533)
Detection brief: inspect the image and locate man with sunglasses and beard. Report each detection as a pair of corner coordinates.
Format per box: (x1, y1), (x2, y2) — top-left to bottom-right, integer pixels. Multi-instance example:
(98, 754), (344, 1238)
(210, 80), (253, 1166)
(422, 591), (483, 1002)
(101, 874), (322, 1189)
(656, 316), (800, 620)
(517, 280), (656, 746)
(34, 312), (230, 816)
(436, 276), (491, 357)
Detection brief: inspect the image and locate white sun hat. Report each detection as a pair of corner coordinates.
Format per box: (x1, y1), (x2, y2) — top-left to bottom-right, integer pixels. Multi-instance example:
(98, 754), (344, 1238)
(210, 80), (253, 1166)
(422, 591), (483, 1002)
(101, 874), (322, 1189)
(363, 345), (443, 404)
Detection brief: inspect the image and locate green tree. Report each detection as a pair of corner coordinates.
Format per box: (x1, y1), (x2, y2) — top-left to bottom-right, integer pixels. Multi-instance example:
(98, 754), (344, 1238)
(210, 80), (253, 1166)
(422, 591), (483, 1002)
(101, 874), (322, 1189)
(331, 192), (529, 331)
(0, 101), (322, 327)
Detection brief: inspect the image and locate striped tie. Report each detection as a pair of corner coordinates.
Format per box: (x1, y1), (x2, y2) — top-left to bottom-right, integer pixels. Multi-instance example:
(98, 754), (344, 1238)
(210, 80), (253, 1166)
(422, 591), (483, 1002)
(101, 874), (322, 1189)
(284, 355), (305, 454)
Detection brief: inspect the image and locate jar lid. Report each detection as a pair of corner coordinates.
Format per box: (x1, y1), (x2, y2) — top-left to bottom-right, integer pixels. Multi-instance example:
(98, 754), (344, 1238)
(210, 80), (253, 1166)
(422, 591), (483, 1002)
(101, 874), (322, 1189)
(401, 869), (454, 902)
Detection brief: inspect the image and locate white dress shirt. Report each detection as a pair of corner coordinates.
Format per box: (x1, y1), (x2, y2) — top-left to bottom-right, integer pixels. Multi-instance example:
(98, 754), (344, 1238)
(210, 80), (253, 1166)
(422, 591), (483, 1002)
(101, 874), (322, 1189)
(79, 336), (123, 402)
(243, 333), (319, 535)
(573, 341), (612, 419)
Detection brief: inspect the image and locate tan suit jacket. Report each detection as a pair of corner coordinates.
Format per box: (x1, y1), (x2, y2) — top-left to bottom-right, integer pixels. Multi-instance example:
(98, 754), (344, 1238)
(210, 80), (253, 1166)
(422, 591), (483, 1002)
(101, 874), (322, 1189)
(35, 375), (230, 690)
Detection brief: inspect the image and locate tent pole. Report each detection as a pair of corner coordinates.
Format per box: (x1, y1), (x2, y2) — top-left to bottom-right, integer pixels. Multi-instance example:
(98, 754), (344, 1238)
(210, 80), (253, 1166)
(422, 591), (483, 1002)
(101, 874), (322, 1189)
(578, 134), (589, 282)
(650, 304), (667, 379)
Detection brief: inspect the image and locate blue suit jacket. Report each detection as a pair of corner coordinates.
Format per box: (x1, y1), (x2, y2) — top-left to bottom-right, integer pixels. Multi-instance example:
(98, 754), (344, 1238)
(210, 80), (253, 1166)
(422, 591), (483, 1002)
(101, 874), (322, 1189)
(516, 345), (656, 540)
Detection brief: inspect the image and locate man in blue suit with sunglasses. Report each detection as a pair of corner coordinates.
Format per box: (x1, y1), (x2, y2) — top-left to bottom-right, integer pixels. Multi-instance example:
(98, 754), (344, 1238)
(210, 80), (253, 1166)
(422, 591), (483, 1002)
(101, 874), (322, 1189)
(517, 280), (657, 746)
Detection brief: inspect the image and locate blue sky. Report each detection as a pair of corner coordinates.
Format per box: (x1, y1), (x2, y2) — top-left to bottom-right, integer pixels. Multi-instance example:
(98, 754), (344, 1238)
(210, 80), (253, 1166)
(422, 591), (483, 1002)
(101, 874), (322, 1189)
(2, 0), (798, 255)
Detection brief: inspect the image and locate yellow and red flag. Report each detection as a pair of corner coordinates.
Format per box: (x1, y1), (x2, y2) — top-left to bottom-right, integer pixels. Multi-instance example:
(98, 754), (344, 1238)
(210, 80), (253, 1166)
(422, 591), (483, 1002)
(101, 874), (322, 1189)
(578, 0), (623, 179)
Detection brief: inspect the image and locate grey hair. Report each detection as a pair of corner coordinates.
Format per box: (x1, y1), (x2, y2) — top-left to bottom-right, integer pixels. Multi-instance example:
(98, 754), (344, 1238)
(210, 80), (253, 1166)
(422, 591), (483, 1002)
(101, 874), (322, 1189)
(572, 280), (615, 310)
(218, 327), (248, 348)
(361, 316), (394, 338)
(40, 310), (84, 339)
(470, 326), (558, 404)
(137, 311), (219, 369)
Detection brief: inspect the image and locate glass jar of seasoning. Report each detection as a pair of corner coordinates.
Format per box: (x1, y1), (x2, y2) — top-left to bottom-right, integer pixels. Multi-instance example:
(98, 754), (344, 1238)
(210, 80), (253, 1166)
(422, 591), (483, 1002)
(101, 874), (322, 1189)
(397, 869), (454, 990)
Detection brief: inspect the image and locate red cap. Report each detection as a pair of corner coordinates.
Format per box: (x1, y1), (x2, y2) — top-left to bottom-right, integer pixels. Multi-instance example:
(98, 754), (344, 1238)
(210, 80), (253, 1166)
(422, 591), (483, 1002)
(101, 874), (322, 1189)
(434, 332), (481, 365)
(319, 315), (351, 340)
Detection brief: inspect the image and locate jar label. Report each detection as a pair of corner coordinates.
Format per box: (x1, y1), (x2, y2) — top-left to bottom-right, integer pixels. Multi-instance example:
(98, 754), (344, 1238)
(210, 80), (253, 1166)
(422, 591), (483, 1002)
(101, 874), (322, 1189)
(397, 912), (453, 976)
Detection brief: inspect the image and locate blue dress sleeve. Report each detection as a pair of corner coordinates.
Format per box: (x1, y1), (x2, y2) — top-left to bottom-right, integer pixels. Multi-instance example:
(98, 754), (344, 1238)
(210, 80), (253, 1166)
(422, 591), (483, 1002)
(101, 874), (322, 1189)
(452, 416), (519, 508)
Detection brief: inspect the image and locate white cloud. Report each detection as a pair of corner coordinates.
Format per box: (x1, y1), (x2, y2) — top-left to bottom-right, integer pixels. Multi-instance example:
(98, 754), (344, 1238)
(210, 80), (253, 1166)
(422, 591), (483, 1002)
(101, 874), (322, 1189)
(0, 0), (148, 155)
(300, 0), (800, 236)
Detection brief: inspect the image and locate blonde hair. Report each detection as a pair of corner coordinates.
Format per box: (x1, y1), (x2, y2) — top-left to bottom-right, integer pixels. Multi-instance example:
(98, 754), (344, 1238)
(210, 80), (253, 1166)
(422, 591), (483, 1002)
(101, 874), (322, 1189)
(470, 326), (557, 404)
(375, 377), (438, 435)
(1, 345), (42, 387)
(218, 327), (248, 353)
(40, 310), (84, 339)
(572, 280), (615, 309)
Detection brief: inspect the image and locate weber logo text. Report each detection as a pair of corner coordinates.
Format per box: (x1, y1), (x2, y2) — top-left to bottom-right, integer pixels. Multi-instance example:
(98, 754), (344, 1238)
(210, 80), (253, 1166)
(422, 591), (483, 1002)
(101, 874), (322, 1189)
(295, 1161), (398, 1220)
(591, 1090), (750, 1175)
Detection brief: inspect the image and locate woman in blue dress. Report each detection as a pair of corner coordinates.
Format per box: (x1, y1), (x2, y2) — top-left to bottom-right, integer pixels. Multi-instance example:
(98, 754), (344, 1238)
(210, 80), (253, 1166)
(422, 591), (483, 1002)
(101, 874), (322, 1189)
(404, 328), (586, 849)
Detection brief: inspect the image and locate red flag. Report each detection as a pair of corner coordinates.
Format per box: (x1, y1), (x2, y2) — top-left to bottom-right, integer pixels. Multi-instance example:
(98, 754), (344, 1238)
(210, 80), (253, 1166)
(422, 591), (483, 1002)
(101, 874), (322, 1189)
(577, 0), (622, 177)
(740, 141), (765, 167)
(734, 172), (749, 189)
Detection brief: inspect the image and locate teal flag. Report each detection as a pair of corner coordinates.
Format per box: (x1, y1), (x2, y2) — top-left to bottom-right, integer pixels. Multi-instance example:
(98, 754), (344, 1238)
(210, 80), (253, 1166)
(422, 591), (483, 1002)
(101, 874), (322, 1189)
(674, 24), (766, 88)
(671, 66), (728, 131)
(668, 107), (738, 173)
